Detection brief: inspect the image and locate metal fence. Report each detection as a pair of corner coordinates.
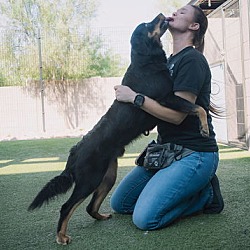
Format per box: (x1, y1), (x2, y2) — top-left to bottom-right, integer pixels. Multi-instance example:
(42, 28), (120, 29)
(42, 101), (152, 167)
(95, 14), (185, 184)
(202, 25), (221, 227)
(0, 26), (132, 140)
(204, 0), (249, 149)
(1, 20), (248, 148)
(0, 25), (170, 140)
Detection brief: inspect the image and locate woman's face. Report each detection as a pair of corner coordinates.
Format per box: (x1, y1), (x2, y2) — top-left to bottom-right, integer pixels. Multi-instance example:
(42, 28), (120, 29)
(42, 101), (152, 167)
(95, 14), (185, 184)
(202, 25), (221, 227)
(168, 5), (197, 33)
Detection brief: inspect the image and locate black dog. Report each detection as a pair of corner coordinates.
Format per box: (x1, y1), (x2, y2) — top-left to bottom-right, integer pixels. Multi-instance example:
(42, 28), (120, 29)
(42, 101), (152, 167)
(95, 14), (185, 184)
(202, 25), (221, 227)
(28, 14), (208, 245)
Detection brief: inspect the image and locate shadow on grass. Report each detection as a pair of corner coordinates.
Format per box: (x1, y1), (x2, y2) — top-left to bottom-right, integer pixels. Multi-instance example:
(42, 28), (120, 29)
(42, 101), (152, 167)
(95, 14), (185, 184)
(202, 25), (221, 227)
(0, 134), (156, 169)
(0, 137), (80, 168)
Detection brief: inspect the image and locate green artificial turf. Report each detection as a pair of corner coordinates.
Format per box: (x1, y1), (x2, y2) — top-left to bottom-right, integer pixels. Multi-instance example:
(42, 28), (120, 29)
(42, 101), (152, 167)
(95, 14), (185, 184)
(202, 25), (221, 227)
(0, 134), (250, 250)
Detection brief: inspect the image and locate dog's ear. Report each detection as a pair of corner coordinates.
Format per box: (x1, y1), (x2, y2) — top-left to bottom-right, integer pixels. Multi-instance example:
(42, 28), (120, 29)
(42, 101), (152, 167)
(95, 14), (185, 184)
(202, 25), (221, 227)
(131, 33), (145, 49)
(131, 35), (162, 57)
(131, 36), (151, 55)
(130, 23), (165, 57)
(130, 24), (152, 55)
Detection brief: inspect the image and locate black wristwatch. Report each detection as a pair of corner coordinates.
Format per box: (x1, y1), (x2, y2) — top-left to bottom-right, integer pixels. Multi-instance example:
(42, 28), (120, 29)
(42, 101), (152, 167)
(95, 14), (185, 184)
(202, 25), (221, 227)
(133, 94), (145, 108)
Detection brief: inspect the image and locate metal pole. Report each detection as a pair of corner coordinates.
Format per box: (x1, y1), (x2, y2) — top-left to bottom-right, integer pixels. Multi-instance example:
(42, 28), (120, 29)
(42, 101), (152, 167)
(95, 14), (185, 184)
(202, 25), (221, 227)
(38, 28), (46, 132)
(247, 0), (250, 149)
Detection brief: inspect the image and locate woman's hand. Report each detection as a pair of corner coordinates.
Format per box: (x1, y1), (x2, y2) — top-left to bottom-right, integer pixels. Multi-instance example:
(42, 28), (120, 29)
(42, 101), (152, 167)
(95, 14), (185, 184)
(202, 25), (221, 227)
(114, 85), (137, 103)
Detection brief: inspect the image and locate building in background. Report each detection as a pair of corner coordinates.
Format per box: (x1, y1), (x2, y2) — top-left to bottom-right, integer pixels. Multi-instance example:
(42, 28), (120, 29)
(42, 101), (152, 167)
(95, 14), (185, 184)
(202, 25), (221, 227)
(189, 0), (250, 150)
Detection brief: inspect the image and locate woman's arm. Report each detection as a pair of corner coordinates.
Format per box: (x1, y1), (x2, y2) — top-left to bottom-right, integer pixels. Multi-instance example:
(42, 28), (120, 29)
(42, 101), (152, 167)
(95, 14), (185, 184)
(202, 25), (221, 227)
(114, 85), (197, 125)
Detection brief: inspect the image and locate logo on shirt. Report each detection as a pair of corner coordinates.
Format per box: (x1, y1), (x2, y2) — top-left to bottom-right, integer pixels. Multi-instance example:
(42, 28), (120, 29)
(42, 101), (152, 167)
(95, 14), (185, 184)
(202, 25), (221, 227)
(168, 63), (175, 77)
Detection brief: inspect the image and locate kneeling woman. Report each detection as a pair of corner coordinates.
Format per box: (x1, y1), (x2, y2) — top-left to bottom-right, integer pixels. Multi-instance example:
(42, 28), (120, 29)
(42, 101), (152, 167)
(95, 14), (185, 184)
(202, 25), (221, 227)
(111, 4), (224, 230)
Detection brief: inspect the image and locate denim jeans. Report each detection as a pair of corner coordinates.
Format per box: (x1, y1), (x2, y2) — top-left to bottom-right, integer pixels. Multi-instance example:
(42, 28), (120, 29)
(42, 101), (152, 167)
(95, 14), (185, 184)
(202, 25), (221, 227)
(110, 151), (219, 230)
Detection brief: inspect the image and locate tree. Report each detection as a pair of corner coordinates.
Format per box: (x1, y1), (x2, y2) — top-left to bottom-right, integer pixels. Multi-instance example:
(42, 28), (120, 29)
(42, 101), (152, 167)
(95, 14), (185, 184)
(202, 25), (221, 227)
(0, 0), (123, 85)
(0, 0), (98, 41)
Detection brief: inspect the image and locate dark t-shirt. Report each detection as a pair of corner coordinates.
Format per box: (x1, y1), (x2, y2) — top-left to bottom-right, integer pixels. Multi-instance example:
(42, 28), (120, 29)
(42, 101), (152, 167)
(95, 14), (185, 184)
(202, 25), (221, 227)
(157, 46), (218, 152)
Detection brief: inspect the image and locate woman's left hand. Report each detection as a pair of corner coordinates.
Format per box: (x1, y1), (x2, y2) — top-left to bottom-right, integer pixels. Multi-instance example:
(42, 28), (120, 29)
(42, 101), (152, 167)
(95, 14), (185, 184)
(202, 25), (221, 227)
(114, 85), (137, 103)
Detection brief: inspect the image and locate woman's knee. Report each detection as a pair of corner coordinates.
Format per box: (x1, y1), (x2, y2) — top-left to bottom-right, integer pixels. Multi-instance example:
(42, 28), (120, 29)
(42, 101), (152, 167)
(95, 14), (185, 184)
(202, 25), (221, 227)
(110, 193), (134, 214)
(132, 213), (150, 230)
(132, 209), (159, 231)
(110, 193), (126, 213)
(110, 195), (120, 213)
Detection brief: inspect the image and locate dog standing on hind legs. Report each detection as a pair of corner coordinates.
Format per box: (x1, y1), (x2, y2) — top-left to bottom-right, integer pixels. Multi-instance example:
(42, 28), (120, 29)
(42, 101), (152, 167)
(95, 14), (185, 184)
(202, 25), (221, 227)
(28, 13), (209, 245)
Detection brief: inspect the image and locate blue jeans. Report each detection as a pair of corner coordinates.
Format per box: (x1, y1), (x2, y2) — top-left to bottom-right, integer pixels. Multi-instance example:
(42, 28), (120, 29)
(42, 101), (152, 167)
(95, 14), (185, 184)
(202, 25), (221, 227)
(110, 151), (219, 230)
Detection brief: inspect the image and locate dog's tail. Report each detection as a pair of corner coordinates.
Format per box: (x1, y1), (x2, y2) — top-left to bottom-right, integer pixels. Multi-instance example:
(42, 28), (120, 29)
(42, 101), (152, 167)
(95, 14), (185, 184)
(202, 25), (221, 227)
(28, 170), (74, 211)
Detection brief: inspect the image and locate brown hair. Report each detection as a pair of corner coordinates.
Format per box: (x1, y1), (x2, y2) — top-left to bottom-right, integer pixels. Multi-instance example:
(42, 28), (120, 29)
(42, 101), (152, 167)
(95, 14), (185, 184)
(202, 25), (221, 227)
(191, 5), (225, 117)
(190, 5), (208, 54)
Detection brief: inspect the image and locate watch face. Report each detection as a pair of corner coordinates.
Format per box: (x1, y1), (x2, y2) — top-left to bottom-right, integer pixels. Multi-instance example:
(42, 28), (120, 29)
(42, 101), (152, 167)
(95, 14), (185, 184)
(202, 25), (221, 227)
(134, 94), (145, 107)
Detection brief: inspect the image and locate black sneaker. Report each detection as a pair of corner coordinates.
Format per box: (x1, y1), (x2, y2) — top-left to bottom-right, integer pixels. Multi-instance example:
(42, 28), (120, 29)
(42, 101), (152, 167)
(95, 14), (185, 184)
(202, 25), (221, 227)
(204, 174), (224, 214)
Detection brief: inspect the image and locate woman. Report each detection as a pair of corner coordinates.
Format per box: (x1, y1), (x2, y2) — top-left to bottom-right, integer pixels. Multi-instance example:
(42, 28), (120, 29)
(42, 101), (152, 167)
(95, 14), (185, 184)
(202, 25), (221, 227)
(110, 5), (224, 231)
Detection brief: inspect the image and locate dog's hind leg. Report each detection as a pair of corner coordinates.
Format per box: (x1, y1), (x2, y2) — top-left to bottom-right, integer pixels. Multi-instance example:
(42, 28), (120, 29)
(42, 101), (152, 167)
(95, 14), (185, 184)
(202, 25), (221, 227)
(86, 159), (118, 220)
(56, 186), (89, 245)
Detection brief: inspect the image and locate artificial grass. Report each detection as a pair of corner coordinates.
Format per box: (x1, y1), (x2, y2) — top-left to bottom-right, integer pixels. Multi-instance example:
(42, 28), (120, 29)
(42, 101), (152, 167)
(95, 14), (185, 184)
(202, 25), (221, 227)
(0, 135), (250, 250)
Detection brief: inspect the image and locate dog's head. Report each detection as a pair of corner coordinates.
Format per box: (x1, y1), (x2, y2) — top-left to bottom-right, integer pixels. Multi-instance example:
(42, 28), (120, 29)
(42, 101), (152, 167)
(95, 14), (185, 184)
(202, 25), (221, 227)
(130, 13), (169, 56)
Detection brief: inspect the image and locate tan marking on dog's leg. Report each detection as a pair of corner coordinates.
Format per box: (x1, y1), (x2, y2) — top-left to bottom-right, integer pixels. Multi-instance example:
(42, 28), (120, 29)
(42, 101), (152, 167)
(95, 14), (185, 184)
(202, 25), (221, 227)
(195, 106), (209, 137)
(56, 200), (84, 245)
(87, 159), (118, 220)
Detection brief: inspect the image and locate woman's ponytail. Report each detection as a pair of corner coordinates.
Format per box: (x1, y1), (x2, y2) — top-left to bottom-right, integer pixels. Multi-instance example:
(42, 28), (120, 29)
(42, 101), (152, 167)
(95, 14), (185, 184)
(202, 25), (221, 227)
(191, 5), (208, 54)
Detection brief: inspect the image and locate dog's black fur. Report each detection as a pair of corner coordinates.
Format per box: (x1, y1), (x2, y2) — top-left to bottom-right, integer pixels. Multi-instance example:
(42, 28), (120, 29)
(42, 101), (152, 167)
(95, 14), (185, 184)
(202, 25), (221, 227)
(28, 14), (208, 245)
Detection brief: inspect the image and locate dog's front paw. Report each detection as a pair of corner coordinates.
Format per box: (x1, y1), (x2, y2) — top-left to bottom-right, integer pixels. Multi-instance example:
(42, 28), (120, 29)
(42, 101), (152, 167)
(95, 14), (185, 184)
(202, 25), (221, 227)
(56, 232), (71, 245)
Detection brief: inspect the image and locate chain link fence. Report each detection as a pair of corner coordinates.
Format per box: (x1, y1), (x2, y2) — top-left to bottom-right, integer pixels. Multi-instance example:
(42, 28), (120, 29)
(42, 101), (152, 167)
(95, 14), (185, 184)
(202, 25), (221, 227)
(0, 26), (135, 86)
